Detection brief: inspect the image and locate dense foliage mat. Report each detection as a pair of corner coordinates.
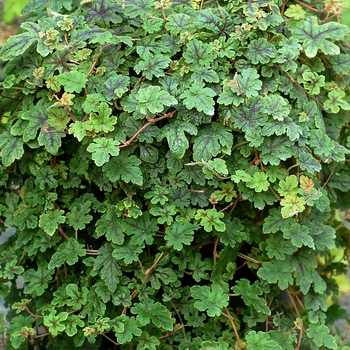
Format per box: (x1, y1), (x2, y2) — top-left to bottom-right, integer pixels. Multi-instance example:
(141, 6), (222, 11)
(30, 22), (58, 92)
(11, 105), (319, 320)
(1, 0), (350, 348)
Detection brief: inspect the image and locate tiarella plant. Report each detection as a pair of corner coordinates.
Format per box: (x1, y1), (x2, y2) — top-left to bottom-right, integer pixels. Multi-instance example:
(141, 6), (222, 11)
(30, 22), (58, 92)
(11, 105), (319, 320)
(1, 0), (350, 349)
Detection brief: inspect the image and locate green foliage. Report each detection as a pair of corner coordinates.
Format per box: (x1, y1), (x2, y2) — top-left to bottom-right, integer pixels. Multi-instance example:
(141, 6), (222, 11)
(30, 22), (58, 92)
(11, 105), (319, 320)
(0, 0), (350, 349)
(2, 0), (31, 24)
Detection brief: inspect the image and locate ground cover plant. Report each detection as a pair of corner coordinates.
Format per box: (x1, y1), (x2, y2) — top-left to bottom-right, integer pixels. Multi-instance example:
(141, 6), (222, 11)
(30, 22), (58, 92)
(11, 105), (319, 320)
(1, 0), (350, 348)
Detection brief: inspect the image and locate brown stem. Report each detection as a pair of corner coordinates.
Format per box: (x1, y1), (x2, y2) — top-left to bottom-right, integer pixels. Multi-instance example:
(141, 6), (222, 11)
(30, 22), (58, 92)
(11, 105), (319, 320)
(63, 262), (68, 281)
(85, 249), (99, 255)
(286, 163), (300, 174)
(279, 68), (324, 109)
(220, 201), (235, 213)
(280, 0), (290, 14)
(32, 332), (51, 338)
(127, 252), (166, 306)
(133, 76), (145, 89)
(143, 252), (164, 280)
(17, 249), (26, 265)
(58, 224), (70, 240)
(100, 332), (120, 346)
(86, 45), (110, 79)
(169, 300), (187, 339)
(213, 236), (220, 265)
(157, 324), (183, 339)
(229, 194), (241, 215)
(294, 0), (327, 13)
(285, 289), (304, 350)
(319, 9), (341, 23)
(237, 252), (262, 264)
(119, 111), (176, 149)
(269, 186), (282, 201)
(232, 141), (249, 152)
(25, 306), (43, 319)
(322, 167), (335, 188)
(223, 307), (241, 341)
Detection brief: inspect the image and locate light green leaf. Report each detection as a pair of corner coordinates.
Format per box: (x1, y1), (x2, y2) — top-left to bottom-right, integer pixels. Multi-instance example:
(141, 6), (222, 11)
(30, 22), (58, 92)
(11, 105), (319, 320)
(306, 324), (337, 349)
(183, 39), (215, 66)
(39, 210), (65, 236)
(283, 222), (314, 249)
(246, 331), (283, 350)
(87, 138), (121, 166)
(103, 75), (130, 100)
(192, 123), (233, 161)
(65, 315), (84, 337)
(288, 16), (349, 58)
(277, 175), (298, 196)
(191, 284), (229, 317)
(257, 261), (293, 290)
(246, 172), (269, 192)
(135, 85), (177, 115)
(89, 102), (117, 133)
(66, 202), (93, 230)
(38, 130), (63, 155)
(94, 243), (122, 293)
(234, 68), (263, 98)
(112, 240), (144, 264)
(57, 71), (87, 93)
(95, 207), (125, 244)
(323, 90), (350, 113)
(114, 316), (142, 344)
(264, 94), (290, 121)
(284, 4), (306, 20)
(195, 208), (226, 232)
(68, 121), (92, 142)
(280, 195), (306, 218)
(232, 279), (270, 315)
(82, 93), (106, 113)
(22, 264), (54, 296)
(247, 38), (277, 64)
(43, 311), (68, 337)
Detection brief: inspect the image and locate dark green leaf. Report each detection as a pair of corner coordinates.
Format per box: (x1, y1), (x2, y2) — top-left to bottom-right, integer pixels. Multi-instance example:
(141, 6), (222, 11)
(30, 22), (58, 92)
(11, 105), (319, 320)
(159, 120), (197, 158)
(191, 284), (229, 317)
(180, 83), (216, 116)
(165, 222), (198, 250)
(192, 123), (233, 161)
(48, 239), (86, 268)
(247, 38), (277, 64)
(94, 243), (122, 293)
(131, 296), (174, 330)
(134, 53), (171, 79)
(0, 33), (38, 60)
(103, 151), (143, 185)
(22, 263), (54, 296)
(232, 279), (270, 314)
(95, 207), (125, 244)
(183, 39), (215, 67)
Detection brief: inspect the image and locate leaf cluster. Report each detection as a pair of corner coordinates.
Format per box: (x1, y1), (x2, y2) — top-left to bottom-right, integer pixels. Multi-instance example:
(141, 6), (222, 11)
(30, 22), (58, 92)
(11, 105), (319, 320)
(0, 0), (350, 349)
